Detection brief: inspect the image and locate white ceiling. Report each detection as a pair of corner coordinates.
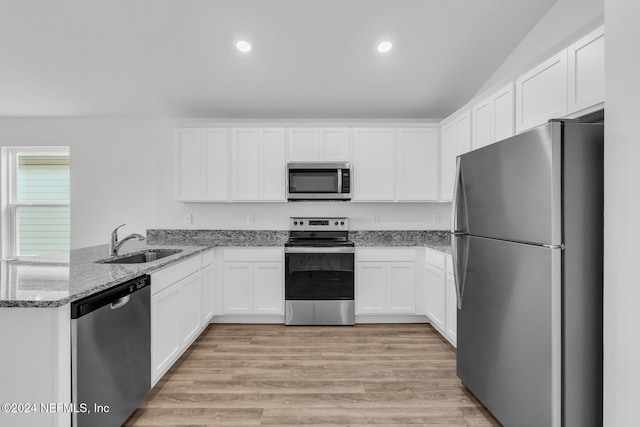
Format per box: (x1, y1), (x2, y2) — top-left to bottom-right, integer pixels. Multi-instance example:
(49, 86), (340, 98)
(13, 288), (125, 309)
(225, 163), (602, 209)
(0, 0), (557, 119)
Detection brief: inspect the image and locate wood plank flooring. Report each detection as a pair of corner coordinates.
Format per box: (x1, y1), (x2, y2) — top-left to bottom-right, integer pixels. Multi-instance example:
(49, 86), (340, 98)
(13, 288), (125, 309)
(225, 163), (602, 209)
(125, 324), (501, 426)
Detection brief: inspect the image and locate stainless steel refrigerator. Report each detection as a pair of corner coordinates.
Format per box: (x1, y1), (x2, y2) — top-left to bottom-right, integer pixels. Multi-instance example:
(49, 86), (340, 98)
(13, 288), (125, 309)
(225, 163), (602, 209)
(451, 120), (603, 427)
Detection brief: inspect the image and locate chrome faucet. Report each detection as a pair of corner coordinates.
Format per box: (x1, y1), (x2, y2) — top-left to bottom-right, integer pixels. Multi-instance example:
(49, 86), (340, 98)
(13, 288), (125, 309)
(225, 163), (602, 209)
(110, 224), (145, 256)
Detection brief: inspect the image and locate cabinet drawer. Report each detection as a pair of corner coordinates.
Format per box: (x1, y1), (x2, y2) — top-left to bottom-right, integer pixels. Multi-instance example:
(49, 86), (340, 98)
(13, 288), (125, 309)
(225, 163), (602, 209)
(425, 248), (446, 270)
(201, 250), (214, 267)
(223, 248), (282, 262)
(357, 248), (416, 262)
(151, 255), (201, 295)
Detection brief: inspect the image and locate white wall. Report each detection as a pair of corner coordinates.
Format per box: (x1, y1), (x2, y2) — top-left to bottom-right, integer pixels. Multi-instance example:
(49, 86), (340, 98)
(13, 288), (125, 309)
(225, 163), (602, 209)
(603, 0), (640, 424)
(474, 0), (604, 99)
(0, 118), (450, 249)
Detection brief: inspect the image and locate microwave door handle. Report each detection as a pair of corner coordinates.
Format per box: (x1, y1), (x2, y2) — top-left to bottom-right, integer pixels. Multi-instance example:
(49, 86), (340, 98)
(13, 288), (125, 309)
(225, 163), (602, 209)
(337, 169), (342, 193)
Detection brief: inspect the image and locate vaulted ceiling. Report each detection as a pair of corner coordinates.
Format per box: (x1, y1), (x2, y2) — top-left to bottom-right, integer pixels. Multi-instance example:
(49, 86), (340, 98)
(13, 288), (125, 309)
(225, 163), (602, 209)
(0, 0), (557, 119)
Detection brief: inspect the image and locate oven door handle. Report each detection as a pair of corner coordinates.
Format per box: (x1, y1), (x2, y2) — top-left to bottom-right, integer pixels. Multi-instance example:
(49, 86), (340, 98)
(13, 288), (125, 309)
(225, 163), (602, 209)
(285, 247), (355, 254)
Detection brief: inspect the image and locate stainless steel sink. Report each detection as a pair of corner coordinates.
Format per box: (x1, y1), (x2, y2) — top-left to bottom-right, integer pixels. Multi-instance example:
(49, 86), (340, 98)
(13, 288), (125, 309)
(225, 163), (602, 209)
(98, 249), (182, 264)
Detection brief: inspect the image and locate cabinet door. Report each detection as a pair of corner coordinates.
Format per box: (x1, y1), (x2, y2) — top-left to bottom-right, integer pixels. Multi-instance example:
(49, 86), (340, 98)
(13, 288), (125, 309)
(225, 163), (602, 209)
(387, 262), (416, 313)
(446, 272), (457, 347)
(202, 128), (229, 201)
(396, 128), (439, 201)
(151, 283), (181, 384)
(201, 264), (215, 325)
(253, 262), (283, 314)
(174, 129), (203, 201)
(353, 128), (394, 201)
(515, 50), (568, 133)
(231, 129), (261, 200)
(259, 128), (286, 201)
(440, 112), (471, 202)
(455, 112), (472, 154)
(440, 122), (457, 202)
(472, 99), (493, 150)
(568, 26), (605, 114)
(492, 83), (515, 143)
(223, 262), (253, 313)
(288, 128), (320, 161)
(320, 128), (351, 161)
(179, 272), (202, 347)
(425, 263), (446, 333)
(356, 263), (386, 313)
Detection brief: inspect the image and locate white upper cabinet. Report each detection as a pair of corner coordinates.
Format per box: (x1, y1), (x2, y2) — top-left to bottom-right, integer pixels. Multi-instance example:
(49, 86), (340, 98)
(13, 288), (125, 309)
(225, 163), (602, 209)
(174, 128), (229, 202)
(353, 127), (439, 202)
(472, 83), (515, 150)
(568, 26), (605, 114)
(492, 83), (515, 143)
(471, 98), (492, 150)
(515, 50), (568, 133)
(440, 111), (471, 202)
(353, 128), (395, 201)
(396, 128), (439, 201)
(231, 128), (286, 201)
(287, 128), (351, 162)
(260, 129), (287, 201)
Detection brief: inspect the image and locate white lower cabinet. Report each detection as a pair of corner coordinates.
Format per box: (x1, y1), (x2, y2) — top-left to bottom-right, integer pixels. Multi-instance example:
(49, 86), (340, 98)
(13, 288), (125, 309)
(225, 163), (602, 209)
(356, 263), (386, 313)
(424, 249), (456, 347)
(221, 248), (284, 316)
(200, 251), (215, 326)
(356, 248), (416, 315)
(445, 264), (457, 346)
(222, 262), (253, 313)
(151, 252), (213, 386)
(179, 272), (203, 347)
(151, 282), (181, 383)
(425, 261), (446, 332)
(253, 262), (284, 313)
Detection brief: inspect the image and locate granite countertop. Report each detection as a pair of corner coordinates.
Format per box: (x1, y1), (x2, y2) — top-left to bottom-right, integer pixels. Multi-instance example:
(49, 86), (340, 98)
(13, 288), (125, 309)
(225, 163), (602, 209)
(147, 229), (452, 253)
(1, 229), (451, 309)
(146, 229), (289, 247)
(350, 230), (452, 254)
(0, 241), (211, 309)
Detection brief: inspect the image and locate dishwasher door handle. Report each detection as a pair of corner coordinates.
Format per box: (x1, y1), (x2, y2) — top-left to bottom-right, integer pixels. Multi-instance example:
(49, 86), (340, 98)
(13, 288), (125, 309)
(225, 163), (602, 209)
(110, 295), (130, 310)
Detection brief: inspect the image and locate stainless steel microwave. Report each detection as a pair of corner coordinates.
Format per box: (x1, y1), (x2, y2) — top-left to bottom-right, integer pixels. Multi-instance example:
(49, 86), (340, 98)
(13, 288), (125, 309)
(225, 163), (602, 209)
(287, 162), (351, 201)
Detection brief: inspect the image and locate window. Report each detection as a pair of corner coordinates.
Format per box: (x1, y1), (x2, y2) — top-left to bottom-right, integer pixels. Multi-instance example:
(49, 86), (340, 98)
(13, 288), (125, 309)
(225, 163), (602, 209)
(2, 147), (70, 257)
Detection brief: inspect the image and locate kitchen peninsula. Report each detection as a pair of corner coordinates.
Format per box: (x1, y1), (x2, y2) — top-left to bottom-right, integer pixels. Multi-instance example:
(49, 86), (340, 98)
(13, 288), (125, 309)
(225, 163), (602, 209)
(0, 229), (451, 427)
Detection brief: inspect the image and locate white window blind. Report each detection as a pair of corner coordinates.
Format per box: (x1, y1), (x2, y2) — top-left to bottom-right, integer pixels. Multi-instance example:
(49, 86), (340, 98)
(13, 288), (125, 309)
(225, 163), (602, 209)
(9, 150), (70, 256)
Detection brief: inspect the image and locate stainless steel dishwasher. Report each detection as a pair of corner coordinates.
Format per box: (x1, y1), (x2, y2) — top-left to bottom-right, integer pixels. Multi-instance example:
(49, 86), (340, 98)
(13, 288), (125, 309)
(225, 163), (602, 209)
(71, 275), (151, 427)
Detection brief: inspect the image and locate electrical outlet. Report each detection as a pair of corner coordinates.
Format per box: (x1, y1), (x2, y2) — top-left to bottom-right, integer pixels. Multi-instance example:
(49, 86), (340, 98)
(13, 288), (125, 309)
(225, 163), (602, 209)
(371, 214), (380, 223)
(184, 213), (193, 224)
(246, 213), (255, 223)
(433, 213), (440, 222)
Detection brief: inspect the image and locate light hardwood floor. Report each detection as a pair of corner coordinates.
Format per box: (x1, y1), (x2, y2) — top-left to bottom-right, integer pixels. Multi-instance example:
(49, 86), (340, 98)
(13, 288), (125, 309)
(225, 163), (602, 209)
(125, 323), (501, 426)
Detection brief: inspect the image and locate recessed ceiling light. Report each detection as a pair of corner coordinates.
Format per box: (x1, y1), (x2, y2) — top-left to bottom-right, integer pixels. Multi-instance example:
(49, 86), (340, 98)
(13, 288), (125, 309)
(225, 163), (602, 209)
(236, 40), (252, 53)
(377, 41), (393, 53)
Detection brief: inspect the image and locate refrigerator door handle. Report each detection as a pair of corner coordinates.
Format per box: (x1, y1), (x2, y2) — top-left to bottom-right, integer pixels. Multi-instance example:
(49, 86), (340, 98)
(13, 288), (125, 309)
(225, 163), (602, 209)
(451, 156), (462, 233)
(451, 156), (465, 309)
(451, 234), (465, 309)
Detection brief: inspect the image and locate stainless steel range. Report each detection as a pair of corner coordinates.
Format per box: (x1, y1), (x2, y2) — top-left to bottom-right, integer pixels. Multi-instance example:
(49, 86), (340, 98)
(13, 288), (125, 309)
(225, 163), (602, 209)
(285, 217), (355, 325)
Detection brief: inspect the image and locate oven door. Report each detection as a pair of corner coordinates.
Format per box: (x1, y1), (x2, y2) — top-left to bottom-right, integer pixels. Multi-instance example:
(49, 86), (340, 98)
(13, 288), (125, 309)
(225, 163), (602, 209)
(285, 247), (354, 300)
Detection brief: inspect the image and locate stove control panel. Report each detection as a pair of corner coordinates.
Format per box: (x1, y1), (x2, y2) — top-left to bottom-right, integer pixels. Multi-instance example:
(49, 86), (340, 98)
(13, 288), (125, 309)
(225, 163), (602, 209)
(290, 217), (349, 231)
